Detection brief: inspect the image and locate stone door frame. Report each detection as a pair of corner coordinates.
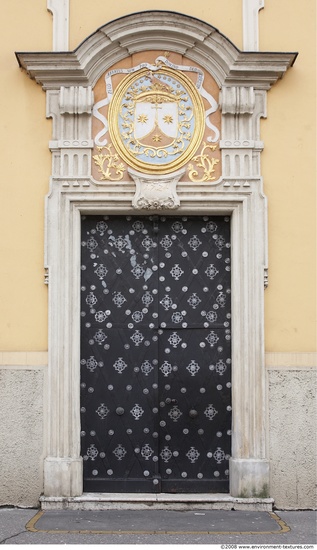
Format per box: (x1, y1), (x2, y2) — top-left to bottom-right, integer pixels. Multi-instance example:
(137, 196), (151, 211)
(15, 11), (297, 499)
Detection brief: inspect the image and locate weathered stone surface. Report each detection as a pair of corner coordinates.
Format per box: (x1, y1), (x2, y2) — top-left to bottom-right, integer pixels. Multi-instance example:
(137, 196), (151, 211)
(268, 368), (316, 509)
(0, 368), (44, 507)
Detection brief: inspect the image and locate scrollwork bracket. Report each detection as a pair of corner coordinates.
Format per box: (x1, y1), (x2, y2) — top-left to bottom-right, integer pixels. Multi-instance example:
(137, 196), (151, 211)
(129, 168), (185, 210)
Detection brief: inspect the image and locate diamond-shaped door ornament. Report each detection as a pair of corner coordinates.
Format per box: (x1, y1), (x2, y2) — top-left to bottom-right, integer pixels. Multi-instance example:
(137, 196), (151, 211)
(204, 404), (218, 420)
(142, 236), (155, 251)
(141, 360), (154, 376)
(160, 295), (173, 310)
(188, 235), (202, 251)
(131, 264), (145, 279)
(186, 446), (200, 463)
(186, 360), (200, 376)
(205, 331), (219, 347)
(96, 403), (110, 419)
(213, 447), (226, 464)
(160, 446), (173, 463)
(112, 291), (127, 307)
(205, 264), (219, 279)
(86, 444), (98, 460)
(187, 293), (202, 309)
(130, 330), (144, 346)
(170, 264), (184, 280)
(141, 444), (154, 460)
(160, 361), (173, 377)
(142, 291), (154, 307)
(113, 357), (128, 373)
(130, 403), (145, 420)
(93, 329), (107, 345)
(168, 332), (182, 348)
(86, 237), (98, 252)
(113, 444), (127, 460)
(112, 235), (129, 252)
(83, 356), (98, 372)
(94, 264), (108, 279)
(160, 235), (173, 250)
(168, 405), (183, 422)
(86, 292), (97, 307)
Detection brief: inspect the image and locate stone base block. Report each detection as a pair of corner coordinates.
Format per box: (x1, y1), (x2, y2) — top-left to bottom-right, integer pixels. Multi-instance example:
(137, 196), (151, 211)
(44, 457), (83, 497)
(230, 458), (270, 498)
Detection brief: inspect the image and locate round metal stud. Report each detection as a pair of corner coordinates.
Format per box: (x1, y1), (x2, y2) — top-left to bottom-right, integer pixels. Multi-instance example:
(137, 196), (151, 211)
(116, 407), (125, 415)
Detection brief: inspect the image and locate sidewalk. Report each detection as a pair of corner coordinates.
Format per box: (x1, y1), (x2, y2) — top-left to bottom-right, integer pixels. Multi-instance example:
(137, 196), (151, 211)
(0, 507), (316, 545)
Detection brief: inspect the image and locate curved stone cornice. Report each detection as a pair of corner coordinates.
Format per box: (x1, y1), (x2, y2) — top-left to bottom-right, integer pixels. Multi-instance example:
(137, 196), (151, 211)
(16, 11), (297, 90)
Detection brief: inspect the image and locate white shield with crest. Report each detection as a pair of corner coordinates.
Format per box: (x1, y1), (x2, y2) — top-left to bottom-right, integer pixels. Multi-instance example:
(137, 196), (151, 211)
(134, 99), (179, 147)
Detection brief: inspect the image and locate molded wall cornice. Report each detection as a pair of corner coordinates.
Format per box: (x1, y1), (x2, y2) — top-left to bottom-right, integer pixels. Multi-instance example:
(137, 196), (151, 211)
(16, 12), (297, 90)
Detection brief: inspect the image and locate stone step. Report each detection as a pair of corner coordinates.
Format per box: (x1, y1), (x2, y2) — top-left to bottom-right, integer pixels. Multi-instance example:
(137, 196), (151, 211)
(40, 493), (273, 511)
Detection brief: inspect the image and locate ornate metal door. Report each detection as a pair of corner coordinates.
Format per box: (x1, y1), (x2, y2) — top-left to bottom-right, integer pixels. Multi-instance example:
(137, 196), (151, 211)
(80, 215), (231, 493)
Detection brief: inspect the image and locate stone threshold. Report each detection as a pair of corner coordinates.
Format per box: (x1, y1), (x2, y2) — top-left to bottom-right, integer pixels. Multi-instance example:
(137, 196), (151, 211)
(40, 493), (274, 511)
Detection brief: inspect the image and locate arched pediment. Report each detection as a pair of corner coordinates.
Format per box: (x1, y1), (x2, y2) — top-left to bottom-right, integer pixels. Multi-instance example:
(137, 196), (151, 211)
(16, 11), (296, 90)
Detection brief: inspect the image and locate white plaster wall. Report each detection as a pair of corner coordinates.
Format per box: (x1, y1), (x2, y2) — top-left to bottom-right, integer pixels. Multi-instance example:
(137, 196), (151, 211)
(268, 369), (317, 509)
(0, 369), (44, 507)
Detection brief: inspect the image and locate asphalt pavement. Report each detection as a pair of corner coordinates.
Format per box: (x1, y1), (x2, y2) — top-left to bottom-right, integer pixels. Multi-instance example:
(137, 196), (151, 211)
(0, 507), (316, 545)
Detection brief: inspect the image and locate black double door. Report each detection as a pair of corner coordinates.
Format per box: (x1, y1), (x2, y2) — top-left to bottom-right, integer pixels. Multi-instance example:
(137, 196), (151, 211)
(80, 215), (231, 493)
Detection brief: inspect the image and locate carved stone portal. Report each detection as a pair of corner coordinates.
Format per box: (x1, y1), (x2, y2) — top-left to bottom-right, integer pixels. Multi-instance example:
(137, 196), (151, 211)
(15, 11), (296, 501)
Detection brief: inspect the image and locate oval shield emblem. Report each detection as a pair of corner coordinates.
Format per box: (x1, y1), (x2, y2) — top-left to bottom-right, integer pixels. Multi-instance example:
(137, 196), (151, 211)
(108, 66), (205, 174)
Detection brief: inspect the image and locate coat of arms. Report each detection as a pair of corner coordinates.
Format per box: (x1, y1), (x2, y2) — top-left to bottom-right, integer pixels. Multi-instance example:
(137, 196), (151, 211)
(92, 56), (221, 181)
(108, 66), (205, 174)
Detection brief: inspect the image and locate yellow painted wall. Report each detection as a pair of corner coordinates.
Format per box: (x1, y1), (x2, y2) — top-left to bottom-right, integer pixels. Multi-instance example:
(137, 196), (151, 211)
(0, 1), (315, 352)
(0, 2), (52, 350)
(260, 0), (316, 351)
(69, 0), (243, 51)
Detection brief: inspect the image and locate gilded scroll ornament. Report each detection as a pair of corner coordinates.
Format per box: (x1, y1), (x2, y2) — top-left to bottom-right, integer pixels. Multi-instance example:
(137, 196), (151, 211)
(188, 143), (219, 182)
(92, 145), (125, 181)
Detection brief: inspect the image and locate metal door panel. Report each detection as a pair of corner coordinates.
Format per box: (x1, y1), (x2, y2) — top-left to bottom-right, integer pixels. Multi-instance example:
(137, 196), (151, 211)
(80, 215), (231, 493)
(157, 217), (231, 330)
(158, 327), (231, 492)
(81, 327), (160, 492)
